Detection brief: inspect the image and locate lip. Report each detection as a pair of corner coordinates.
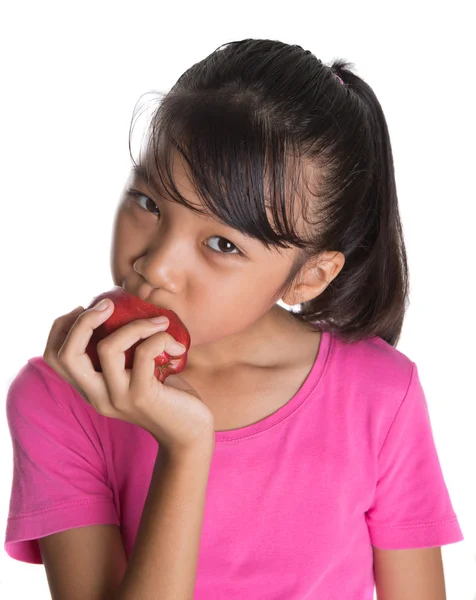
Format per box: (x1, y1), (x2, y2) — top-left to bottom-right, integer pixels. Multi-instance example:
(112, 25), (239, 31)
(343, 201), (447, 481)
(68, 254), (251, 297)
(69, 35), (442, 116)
(122, 283), (152, 304)
(123, 283), (177, 315)
(129, 285), (151, 305)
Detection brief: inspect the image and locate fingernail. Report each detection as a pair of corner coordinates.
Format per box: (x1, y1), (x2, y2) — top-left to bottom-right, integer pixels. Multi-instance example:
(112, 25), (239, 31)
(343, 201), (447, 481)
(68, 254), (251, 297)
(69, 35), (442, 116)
(149, 316), (169, 325)
(170, 341), (186, 354)
(93, 299), (109, 311)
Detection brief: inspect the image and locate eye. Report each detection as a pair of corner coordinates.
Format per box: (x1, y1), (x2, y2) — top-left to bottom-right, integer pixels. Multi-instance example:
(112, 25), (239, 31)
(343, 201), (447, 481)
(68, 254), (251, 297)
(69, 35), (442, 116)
(128, 190), (159, 216)
(127, 189), (243, 257)
(207, 236), (241, 256)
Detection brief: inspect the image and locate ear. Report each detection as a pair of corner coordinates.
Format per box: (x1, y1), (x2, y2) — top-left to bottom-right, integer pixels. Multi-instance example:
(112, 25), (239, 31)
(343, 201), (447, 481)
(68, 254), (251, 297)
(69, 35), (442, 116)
(281, 251), (345, 306)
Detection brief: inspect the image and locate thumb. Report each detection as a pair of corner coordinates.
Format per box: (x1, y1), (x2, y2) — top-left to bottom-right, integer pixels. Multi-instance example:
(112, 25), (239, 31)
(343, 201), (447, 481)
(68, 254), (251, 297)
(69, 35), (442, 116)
(43, 306), (85, 391)
(44, 306), (84, 356)
(58, 305), (85, 336)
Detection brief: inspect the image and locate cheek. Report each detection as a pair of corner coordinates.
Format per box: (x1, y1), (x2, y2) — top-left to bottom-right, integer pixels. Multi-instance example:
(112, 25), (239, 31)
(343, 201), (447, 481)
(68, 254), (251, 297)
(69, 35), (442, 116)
(187, 284), (270, 341)
(112, 211), (146, 258)
(110, 215), (139, 283)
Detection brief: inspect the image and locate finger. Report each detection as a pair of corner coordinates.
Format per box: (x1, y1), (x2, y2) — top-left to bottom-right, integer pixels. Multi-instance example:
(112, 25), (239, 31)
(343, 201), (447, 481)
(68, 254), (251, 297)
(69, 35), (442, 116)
(58, 306), (86, 334)
(98, 318), (171, 399)
(58, 300), (115, 407)
(43, 306), (99, 405)
(129, 323), (187, 397)
(44, 306), (84, 361)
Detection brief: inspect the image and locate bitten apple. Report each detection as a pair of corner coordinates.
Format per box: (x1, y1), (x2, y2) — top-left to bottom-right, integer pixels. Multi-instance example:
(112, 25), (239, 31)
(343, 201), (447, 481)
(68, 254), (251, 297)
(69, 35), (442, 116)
(85, 286), (190, 383)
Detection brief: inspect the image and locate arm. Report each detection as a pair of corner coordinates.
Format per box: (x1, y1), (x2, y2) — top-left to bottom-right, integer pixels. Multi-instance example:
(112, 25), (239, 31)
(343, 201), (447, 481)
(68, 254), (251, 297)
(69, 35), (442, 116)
(115, 440), (214, 600)
(373, 546), (447, 600)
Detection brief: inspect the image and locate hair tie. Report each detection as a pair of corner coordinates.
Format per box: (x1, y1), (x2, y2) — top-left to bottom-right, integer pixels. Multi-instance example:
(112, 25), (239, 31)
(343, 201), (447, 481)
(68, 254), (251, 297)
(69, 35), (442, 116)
(333, 72), (344, 86)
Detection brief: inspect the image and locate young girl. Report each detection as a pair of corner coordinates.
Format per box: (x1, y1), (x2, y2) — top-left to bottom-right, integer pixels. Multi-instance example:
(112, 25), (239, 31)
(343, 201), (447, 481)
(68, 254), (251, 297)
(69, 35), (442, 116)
(4, 38), (464, 599)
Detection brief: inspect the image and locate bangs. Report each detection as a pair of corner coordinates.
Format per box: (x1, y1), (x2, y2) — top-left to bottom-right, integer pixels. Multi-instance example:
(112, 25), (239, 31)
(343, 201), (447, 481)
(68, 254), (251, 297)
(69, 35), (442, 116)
(128, 91), (318, 253)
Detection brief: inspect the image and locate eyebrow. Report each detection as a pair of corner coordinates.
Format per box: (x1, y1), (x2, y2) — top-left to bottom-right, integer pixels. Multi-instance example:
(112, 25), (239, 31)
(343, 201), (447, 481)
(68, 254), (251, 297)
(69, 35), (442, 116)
(131, 164), (160, 189)
(130, 164), (272, 247)
(132, 163), (274, 209)
(131, 165), (184, 206)
(130, 164), (236, 225)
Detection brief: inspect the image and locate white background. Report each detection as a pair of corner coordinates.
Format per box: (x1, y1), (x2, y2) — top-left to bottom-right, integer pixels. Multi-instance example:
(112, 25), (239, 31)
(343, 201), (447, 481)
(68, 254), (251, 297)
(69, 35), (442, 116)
(1, 1), (474, 598)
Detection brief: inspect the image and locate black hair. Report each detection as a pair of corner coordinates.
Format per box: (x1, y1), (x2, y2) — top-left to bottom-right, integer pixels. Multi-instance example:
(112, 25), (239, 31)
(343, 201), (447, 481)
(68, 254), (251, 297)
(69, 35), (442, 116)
(128, 38), (409, 348)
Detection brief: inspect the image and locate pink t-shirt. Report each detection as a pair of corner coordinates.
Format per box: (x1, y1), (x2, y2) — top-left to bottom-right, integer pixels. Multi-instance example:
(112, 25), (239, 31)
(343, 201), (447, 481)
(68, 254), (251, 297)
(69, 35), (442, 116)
(4, 330), (464, 599)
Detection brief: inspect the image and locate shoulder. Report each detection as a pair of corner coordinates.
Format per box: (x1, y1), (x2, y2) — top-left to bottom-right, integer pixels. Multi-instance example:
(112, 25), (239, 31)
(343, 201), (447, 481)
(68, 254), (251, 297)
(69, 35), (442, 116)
(329, 332), (415, 395)
(6, 356), (91, 422)
(323, 333), (422, 455)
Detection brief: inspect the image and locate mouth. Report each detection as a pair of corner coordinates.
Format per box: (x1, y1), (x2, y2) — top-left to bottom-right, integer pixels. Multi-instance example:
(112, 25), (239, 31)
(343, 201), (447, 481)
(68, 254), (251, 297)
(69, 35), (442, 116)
(122, 283), (180, 319)
(122, 283), (154, 305)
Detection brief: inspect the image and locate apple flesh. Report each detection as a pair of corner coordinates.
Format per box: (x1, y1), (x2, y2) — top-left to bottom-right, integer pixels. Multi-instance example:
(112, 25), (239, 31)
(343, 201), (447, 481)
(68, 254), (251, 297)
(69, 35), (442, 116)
(85, 286), (190, 383)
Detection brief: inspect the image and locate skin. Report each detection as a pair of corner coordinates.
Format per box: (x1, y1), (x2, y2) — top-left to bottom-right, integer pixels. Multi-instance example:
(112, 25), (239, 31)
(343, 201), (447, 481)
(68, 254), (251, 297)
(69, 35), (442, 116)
(109, 151), (448, 597)
(110, 150), (345, 377)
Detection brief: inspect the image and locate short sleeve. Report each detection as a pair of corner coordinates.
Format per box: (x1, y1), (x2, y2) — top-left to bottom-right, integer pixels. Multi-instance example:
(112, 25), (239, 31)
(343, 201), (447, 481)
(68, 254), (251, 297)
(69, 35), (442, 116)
(365, 361), (464, 550)
(4, 358), (119, 564)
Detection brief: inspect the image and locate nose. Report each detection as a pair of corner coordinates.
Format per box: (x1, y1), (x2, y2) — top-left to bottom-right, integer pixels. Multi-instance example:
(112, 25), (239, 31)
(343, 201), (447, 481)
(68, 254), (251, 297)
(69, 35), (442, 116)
(134, 234), (188, 292)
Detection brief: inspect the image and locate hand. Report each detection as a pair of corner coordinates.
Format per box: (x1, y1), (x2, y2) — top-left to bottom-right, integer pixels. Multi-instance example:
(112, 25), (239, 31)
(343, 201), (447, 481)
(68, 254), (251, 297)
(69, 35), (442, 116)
(43, 301), (215, 455)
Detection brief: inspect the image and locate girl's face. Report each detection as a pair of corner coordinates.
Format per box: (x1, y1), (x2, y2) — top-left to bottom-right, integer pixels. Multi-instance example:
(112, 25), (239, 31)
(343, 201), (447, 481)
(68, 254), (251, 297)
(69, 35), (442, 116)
(110, 152), (304, 372)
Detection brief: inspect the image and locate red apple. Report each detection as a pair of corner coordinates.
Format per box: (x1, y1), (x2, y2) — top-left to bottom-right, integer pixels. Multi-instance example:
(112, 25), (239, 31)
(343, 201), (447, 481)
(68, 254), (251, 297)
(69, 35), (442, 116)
(85, 286), (190, 383)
